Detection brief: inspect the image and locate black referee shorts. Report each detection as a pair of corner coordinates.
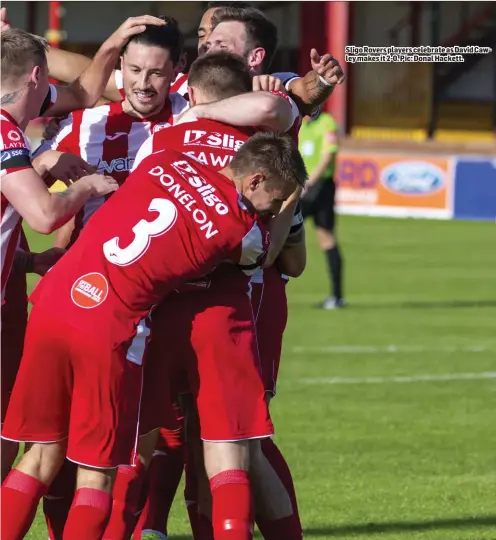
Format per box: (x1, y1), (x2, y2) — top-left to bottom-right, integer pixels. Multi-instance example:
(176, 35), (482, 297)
(300, 177), (336, 232)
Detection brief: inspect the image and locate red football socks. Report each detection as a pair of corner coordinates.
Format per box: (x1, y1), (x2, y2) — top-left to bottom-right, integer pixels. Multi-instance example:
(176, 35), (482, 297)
(63, 487), (112, 539)
(1, 469), (48, 540)
(133, 447), (183, 538)
(103, 461), (146, 540)
(210, 469), (253, 540)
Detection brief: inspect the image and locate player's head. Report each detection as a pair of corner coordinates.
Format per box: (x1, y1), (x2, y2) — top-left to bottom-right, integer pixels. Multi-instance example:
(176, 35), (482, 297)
(207, 6), (277, 75)
(0, 29), (50, 119)
(197, 2), (250, 56)
(120, 16), (184, 117)
(187, 51), (251, 105)
(229, 132), (307, 217)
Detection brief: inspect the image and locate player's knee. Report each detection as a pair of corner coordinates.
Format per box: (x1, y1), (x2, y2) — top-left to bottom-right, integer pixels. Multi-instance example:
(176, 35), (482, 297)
(76, 464), (116, 493)
(203, 440), (250, 479)
(316, 227), (336, 250)
(18, 441), (67, 485)
(137, 429), (159, 469)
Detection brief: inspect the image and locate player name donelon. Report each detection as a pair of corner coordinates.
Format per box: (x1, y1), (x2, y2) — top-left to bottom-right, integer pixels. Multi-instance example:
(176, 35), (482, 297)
(148, 161), (230, 240)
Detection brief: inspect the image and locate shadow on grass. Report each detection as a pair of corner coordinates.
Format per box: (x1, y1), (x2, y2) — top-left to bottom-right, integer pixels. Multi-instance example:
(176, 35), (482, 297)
(304, 514), (496, 536)
(312, 299), (496, 311)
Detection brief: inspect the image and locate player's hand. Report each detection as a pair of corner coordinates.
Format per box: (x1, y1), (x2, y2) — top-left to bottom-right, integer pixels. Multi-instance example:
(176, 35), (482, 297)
(252, 75), (285, 93)
(82, 173), (119, 197)
(107, 15), (167, 49)
(43, 117), (64, 140)
(310, 48), (345, 86)
(0, 7), (11, 31)
(36, 150), (96, 184)
(32, 248), (66, 276)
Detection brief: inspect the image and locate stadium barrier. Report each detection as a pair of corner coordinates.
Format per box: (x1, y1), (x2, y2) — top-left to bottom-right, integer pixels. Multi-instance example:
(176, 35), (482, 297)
(335, 153), (496, 222)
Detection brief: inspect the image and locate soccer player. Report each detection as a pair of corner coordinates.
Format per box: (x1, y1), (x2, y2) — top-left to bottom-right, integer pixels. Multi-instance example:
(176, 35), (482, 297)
(0, 24), (123, 480)
(1, 132), (306, 540)
(204, 6), (340, 537)
(299, 111), (345, 308)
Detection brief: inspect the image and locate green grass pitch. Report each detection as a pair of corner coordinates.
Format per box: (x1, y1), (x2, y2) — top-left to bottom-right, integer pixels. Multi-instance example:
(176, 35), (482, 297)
(21, 215), (496, 539)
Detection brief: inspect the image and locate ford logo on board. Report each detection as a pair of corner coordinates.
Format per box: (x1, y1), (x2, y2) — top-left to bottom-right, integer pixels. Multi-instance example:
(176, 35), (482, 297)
(381, 162), (445, 195)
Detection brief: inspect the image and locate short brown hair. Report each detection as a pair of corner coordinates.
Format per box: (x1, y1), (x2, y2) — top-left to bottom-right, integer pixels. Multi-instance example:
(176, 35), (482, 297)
(1, 29), (48, 84)
(188, 51), (252, 100)
(212, 7), (278, 71)
(231, 132), (307, 190)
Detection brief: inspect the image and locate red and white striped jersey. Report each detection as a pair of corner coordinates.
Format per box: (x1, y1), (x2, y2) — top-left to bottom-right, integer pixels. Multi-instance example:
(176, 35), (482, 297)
(114, 71), (189, 100)
(0, 111), (32, 301)
(34, 95), (188, 244)
(170, 72), (189, 97)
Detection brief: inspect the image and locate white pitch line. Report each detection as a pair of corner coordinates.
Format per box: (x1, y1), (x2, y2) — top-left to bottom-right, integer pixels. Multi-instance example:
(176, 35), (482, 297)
(290, 345), (495, 354)
(301, 372), (496, 385)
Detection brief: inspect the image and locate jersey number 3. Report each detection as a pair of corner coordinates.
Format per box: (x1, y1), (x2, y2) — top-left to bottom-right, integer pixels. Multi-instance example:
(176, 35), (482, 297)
(103, 198), (178, 266)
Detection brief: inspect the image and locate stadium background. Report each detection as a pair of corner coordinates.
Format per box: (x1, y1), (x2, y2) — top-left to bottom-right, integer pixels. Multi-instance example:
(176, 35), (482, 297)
(4, 1), (496, 538)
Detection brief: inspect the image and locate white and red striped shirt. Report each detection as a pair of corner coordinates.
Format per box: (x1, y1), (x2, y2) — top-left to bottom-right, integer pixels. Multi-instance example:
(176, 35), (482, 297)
(34, 94), (188, 244)
(170, 72), (189, 97)
(0, 111), (32, 300)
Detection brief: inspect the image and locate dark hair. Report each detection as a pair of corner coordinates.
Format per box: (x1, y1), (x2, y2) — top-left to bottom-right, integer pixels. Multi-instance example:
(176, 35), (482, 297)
(206, 1), (251, 9)
(188, 51), (252, 100)
(231, 132), (307, 190)
(212, 6), (277, 71)
(1, 29), (48, 83)
(122, 16), (184, 65)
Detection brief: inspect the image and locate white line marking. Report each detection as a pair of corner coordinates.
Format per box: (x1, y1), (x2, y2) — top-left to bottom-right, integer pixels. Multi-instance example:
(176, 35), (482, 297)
(301, 372), (496, 385)
(290, 345), (495, 354)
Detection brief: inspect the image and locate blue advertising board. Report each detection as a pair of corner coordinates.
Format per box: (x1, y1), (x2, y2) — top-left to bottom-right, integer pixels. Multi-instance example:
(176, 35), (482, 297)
(453, 158), (496, 221)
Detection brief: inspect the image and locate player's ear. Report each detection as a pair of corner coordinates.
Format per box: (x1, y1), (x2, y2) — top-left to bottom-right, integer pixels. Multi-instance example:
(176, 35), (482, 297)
(119, 55), (124, 71)
(248, 173), (263, 191)
(246, 47), (265, 71)
(31, 65), (41, 87)
(188, 86), (196, 106)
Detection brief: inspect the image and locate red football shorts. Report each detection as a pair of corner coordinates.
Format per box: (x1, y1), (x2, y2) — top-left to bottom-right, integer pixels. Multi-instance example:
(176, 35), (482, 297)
(250, 268), (288, 396)
(2, 301), (144, 469)
(141, 288), (273, 442)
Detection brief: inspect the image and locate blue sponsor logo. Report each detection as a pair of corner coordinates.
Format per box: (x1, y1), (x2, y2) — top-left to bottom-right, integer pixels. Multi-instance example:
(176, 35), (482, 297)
(381, 161), (445, 195)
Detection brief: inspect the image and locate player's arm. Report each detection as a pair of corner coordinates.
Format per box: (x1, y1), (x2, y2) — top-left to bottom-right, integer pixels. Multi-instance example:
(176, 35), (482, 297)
(13, 247), (66, 276)
(46, 48), (123, 103)
(44, 15), (167, 115)
(287, 49), (345, 116)
(275, 215), (307, 278)
(52, 216), (76, 249)
(263, 187), (302, 270)
(1, 168), (117, 234)
(182, 91), (298, 132)
(32, 149), (96, 186)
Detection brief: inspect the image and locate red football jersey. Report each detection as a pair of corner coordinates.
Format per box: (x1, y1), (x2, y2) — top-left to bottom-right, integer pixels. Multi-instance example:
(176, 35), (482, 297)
(31, 149), (266, 345)
(133, 90), (300, 172)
